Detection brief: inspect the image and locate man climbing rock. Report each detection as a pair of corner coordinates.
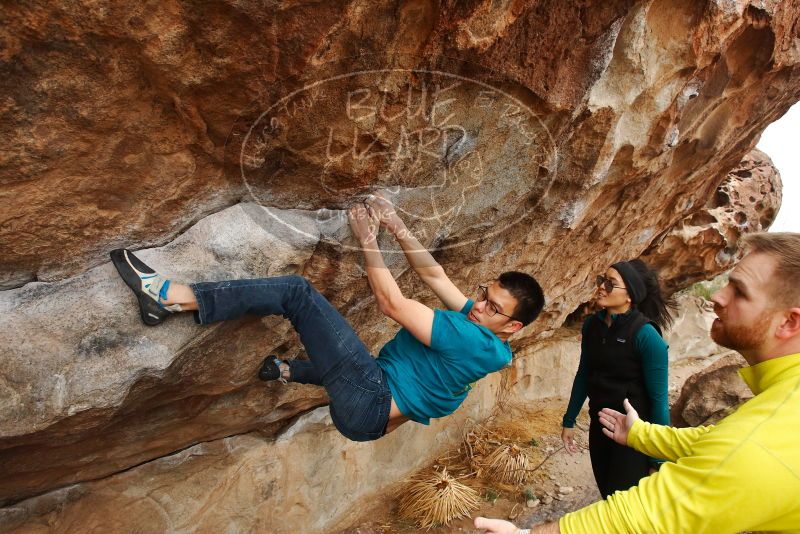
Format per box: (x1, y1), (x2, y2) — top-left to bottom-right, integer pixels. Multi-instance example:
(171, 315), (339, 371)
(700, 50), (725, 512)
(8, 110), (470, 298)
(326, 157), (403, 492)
(111, 194), (544, 442)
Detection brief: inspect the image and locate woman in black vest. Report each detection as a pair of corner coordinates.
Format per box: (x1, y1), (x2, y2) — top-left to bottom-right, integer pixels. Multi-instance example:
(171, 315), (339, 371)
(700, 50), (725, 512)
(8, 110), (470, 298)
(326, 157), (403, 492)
(561, 260), (675, 498)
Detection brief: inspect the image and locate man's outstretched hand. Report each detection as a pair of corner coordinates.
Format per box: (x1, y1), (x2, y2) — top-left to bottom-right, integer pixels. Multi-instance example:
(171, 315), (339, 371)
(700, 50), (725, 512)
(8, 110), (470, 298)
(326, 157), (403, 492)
(474, 517), (519, 534)
(598, 398), (640, 446)
(474, 517), (560, 534)
(365, 193), (406, 236)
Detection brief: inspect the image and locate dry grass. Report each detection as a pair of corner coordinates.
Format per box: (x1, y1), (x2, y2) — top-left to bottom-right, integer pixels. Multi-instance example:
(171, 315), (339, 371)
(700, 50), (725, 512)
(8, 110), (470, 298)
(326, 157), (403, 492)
(394, 403), (565, 529)
(397, 468), (480, 530)
(483, 443), (534, 485)
(458, 405), (547, 486)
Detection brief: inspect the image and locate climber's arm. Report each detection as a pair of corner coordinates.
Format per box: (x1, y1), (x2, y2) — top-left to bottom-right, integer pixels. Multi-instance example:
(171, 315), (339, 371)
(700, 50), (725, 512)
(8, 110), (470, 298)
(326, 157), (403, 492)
(366, 194), (469, 312)
(348, 206), (435, 346)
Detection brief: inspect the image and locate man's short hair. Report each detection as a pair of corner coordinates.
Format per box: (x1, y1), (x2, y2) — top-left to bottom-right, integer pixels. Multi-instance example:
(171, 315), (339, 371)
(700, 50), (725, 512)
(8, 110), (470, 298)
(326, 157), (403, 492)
(742, 232), (800, 307)
(498, 271), (545, 326)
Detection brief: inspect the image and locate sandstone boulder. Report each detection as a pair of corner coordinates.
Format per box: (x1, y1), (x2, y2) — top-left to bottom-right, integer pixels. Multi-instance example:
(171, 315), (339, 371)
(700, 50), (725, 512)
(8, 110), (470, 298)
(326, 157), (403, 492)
(0, 374), (507, 534)
(642, 148), (782, 294)
(671, 352), (753, 427)
(0, 0), (797, 532)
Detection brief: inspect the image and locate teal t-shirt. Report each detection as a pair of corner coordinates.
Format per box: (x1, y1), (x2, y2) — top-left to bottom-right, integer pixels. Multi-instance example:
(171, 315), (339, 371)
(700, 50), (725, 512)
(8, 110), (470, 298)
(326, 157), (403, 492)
(376, 300), (512, 424)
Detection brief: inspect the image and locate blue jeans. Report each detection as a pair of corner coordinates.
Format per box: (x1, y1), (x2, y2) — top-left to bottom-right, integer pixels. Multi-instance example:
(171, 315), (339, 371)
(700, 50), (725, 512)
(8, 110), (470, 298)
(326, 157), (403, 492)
(190, 275), (392, 442)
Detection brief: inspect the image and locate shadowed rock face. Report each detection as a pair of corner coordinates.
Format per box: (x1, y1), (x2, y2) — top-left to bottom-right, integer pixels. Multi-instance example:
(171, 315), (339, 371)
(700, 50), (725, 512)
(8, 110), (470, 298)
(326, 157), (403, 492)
(0, 0), (795, 289)
(0, 0), (795, 531)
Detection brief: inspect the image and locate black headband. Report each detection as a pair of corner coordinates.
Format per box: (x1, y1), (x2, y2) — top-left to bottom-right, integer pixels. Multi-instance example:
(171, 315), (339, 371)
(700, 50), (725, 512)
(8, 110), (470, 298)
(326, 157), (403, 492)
(611, 261), (646, 305)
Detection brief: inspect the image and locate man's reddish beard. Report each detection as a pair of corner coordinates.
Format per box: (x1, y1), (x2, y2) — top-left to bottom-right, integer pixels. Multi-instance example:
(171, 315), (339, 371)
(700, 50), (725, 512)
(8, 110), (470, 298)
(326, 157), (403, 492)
(711, 307), (773, 351)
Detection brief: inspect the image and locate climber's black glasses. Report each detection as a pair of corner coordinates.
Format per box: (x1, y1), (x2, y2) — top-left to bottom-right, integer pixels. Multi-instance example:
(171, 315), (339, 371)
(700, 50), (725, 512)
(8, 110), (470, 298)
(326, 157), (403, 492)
(477, 285), (518, 321)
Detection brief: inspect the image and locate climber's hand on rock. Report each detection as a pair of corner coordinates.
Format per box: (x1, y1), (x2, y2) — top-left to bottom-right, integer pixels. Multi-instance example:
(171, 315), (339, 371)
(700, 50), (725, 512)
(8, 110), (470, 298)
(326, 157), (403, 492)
(365, 193), (405, 235)
(348, 205), (380, 245)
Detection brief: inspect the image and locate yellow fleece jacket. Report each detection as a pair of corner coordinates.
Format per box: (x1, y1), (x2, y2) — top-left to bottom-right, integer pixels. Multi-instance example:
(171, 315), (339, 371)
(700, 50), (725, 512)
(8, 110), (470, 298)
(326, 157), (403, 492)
(560, 352), (800, 534)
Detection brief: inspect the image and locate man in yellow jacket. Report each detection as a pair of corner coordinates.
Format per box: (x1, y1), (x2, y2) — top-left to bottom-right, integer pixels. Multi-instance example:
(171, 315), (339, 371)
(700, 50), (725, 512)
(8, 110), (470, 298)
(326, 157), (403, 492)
(475, 231), (800, 534)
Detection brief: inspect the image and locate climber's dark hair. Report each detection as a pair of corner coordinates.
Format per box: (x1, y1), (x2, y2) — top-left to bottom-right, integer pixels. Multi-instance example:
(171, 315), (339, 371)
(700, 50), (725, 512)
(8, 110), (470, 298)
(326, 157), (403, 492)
(498, 271), (545, 326)
(628, 259), (676, 331)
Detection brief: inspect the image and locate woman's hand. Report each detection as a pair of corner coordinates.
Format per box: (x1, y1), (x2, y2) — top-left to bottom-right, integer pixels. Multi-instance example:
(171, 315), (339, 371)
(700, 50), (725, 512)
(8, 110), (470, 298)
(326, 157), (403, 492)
(561, 427), (578, 454)
(347, 204), (380, 246)
(598, 398), (640, 446)
(474, 517), (520, 534)
(364, 193), (406, 236)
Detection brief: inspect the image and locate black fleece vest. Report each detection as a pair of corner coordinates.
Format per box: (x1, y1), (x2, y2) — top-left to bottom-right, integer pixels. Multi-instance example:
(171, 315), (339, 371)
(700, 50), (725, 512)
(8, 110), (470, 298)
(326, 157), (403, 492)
(585, 310), (661, 419)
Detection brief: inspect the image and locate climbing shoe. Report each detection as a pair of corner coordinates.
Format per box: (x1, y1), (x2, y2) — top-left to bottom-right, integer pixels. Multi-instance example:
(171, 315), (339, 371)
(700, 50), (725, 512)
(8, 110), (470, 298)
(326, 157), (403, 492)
(259, 355), (290, 384)
(110, 248), (181, 326)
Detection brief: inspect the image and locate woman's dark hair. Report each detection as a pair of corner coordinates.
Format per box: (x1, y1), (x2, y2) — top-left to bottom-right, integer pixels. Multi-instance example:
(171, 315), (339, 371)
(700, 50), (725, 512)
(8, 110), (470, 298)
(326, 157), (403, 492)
(498, 271), (545, 326)
(627, 259), (677, 331)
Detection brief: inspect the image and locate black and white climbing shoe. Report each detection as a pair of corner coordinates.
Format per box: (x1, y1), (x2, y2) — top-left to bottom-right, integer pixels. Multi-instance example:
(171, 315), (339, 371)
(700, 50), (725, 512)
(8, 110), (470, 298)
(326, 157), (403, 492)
(259, 355), (290, 384)
(110, 248), (181, 326)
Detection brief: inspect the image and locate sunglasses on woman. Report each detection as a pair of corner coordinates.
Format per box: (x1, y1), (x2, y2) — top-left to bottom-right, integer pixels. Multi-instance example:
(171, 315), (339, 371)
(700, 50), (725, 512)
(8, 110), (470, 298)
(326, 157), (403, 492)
(596, 275), (627, 294)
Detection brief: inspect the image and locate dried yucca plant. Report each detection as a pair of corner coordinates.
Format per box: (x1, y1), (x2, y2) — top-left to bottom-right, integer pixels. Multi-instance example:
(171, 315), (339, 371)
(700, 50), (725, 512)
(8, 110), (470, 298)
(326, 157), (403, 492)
(397, 468), (480, 529)
(483, 443), (533, 485)
(461, 421), (502, 476)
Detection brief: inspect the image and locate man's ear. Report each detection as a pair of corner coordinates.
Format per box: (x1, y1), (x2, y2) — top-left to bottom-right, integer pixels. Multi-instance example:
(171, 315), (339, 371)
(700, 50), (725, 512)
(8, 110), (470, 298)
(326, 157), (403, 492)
(776, 307), (800, 340)
(503, 320), (524, 334)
